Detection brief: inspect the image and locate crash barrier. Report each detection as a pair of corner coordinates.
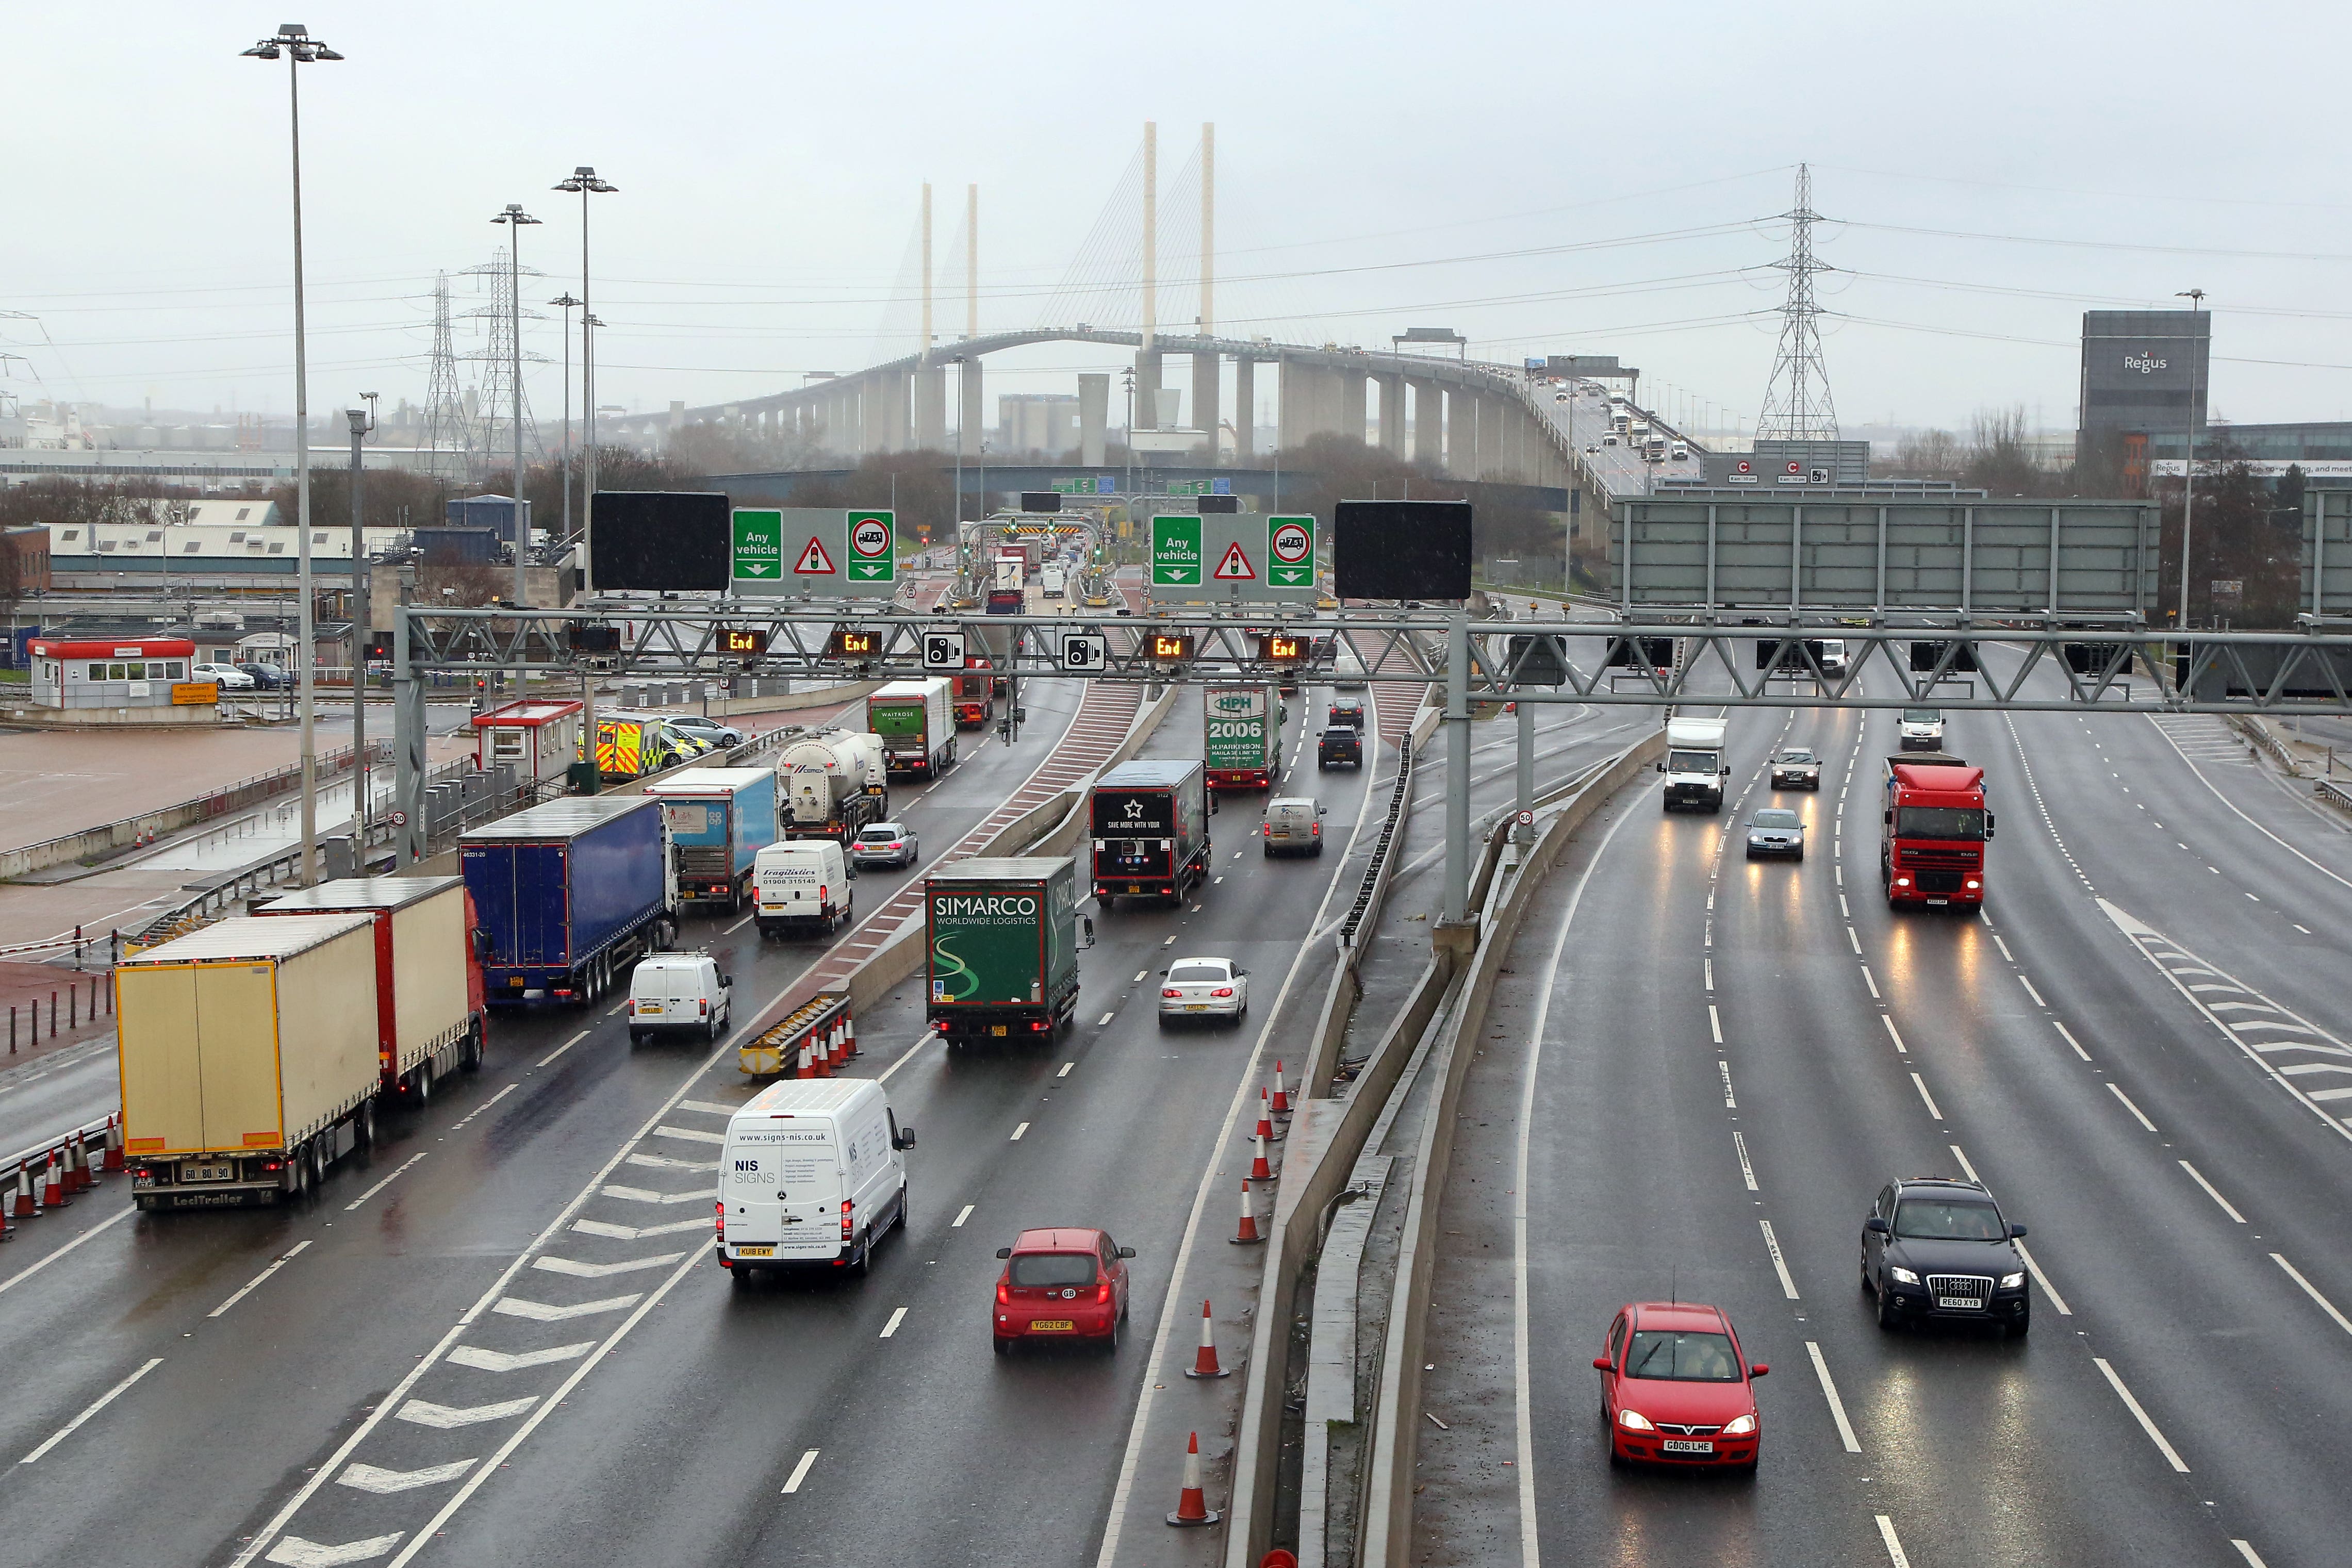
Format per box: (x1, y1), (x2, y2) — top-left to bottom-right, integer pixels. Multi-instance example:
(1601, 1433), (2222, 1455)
(738, 993), (854, 1079)
(1221, 727), (1665, 1567)
(4, 1113), (122, 1231)
(2227, 714), (2304, 775)
(1337, 700), (1440, 951)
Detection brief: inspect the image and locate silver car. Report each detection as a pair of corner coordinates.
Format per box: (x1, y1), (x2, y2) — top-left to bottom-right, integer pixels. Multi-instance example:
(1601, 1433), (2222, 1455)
(850, 821), (919, 868)
(1158, 956), (1249, 1028)
(1745, 807), (1806, 862)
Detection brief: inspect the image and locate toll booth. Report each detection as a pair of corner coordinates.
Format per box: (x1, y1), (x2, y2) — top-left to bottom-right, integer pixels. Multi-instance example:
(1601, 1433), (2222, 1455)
(26, 637), (207, 710)
(471, 698), (584, 788)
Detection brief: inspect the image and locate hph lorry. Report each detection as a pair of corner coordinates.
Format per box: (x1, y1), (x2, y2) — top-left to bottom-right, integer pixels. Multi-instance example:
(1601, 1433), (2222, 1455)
(644, 766), (779, 911)
(1089, 760), (1211, 907)
(1205, 682), (1285, 790)
(1658, 715), (1730, 812)
(462, 796), (677, 1004)
(925, 856), (1084, 1044)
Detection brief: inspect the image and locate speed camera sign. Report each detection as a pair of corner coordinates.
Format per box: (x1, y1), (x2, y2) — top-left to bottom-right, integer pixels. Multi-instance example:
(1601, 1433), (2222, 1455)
(922, 629), (967, 671)
(1058, 632), (1109, 672)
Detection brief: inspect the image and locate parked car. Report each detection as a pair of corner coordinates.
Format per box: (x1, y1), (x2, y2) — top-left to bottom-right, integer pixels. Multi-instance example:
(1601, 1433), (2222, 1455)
(235, 663), (289, 690)
(1158, 956), (1248, 1026)
(1862, 1176), (2031, 1334)
(992, 1227), (1134, 1354)
(850, 821), (919, 869)
(192, 662), (256, 690)
(668, 713), (746, 749)
(1595, 1300), (1766, 1472)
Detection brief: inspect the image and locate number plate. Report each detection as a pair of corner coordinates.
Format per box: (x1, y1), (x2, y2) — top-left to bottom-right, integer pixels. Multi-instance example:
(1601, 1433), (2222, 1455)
(1127, 884), (1142, 893)
(990, 1025), (1009, 1037)
(1029, 1319), (1075, 1332)
(734, 1246), (775, 1258)
(1660, 1439), (1714, 1455)
(1186, 1003), (1207, 1012)
(639, 1002), (664, 1014)
(181, 1162), (233, 1183)
(1936, 1295), (1983, 1310)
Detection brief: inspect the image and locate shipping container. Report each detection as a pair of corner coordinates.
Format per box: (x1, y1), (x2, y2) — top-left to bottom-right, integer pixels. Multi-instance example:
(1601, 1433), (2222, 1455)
(119, 913), (383, 1209)
(867, 678), (957, 779)
(462, 796), (677, 1004)
(925, 856), (1083, 1043)
(1089, 759), (1210, 907)
(644, 766), (780, 910)
(257, 876), (487, 1103)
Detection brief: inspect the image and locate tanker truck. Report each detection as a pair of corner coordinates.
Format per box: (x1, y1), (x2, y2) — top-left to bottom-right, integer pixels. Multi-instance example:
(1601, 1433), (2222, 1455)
(778, 729), (890, 845)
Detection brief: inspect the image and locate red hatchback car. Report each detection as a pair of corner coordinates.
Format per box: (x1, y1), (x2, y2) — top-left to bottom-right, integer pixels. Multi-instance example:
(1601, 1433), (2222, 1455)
(1594, 1301), (1767, 1472)
(993, 1227), (1135, 1355)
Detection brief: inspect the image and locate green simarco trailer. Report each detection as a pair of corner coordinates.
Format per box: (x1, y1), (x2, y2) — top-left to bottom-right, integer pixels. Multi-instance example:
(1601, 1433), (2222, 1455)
(924, 856), (1083, 1045)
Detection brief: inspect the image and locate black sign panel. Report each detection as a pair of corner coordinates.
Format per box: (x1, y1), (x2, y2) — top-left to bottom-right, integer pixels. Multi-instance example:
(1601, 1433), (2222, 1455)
(1909, 640), (1981, 673)
(1198, 494), (1240, 515)
(1505, 634), (1568, 686)
(1604, 636), (1676, 670)
(1018, 491), (1062, 514)
(569, 625), (622, 653)
(1334, 500), (1472, 601)
(1091, 790), (1174, 835)
(591, 491), (730, 592)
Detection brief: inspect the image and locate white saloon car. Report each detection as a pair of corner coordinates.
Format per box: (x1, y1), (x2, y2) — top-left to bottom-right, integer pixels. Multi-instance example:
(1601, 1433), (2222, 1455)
(1158, 956), (1249, 1028)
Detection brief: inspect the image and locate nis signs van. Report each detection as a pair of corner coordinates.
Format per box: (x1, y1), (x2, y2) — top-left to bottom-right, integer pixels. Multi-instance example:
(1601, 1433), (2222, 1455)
(716, 1078), (914, 1280)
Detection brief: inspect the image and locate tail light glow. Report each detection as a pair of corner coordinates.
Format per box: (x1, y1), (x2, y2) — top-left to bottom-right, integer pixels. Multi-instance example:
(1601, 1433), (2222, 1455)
(1211, 987), (1235, 998)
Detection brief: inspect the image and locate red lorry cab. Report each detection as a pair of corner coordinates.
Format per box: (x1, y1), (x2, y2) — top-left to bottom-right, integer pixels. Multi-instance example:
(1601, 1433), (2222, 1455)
(1881, 754), (1993, 912)
(952, 660), (995, 729)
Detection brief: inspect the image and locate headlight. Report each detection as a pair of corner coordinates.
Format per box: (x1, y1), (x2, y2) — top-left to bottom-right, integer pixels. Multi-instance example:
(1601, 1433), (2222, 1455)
(1720, 1413), (1756, 1437)
(1889, 1266), (1919, 1284)
(1617, 1409), (1654, 1431)
(2000, 1272), (2026, 1289)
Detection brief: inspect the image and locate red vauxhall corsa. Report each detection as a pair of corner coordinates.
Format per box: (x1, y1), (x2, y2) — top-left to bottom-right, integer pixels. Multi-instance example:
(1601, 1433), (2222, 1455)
(993, 1227), (1135, 1355)
(1594, 1301), (1767, 1472)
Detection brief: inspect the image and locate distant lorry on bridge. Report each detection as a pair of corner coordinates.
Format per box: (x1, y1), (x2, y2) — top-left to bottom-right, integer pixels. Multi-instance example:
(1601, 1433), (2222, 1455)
(924, 856), (1085, 1045)
(644, 767), (780, 912)
(462, 796), (678, 1004)
(1881, 754), (1992, 913)
(1089, 760), (1210, 908)
(1659, 716), (1730, 812)
(777, 730), (888, 843)
(867, 679), (957, 779)
(120, 914), (386, 1209)
(1204, 682), (1286, 790)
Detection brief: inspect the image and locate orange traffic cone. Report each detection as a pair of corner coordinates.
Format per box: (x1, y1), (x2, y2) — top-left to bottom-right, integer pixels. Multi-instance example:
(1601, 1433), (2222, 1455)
(1249, 1129), (1274, 1182)
(102, 1117), (124, 1174)
(1184, 1299), (1228, 1379)
(1165, 1431), (1221, 1527)
(1270, 1062), (1291, 1116)
(40, 1150), (68, 1208)
(1255, 1089), (1277, 1145)
(10, 1162), (34, 1218)
(67, 1132), (91, 1192)
(1229, 1181), (1263, 1245)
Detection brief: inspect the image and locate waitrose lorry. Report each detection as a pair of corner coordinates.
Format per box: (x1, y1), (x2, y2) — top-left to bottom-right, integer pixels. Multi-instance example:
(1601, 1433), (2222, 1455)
(868, 678), (957, 780)
(120, 914), (383, 1209)
(257, 876), (486, 1107)
(925, 856), (1084, 1044)
(1204, 682), (1286, 790)
(644, 767), (779, 911)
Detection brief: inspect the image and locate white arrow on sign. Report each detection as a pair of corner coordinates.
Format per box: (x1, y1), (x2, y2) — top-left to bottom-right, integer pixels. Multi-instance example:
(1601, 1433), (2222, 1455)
(922, 631), (967, 671)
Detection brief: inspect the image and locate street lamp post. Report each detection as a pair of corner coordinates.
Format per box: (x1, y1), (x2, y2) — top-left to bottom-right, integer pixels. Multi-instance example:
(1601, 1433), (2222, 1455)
(242, 22), (342, 887)
(551, 292), (581, 545)
(492, 204), (542, 617)
(2176, 288), (2208, 632)
(553, 167), (618, 590)
(348, 395), (374, 843)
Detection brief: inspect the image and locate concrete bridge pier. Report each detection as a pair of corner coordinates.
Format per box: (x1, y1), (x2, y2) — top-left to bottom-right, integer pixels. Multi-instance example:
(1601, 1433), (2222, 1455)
(914, 359), (946, 451)
(1411, 379), (1443, 466)
(1376, 371), (1406, 454)
(1192, 352), (1221, 462)
(1078, 373), (1109, 466)
(958, 358), (984, 463)
(1232, 357), (1255, 461)
(1136, 346), (1165, 429)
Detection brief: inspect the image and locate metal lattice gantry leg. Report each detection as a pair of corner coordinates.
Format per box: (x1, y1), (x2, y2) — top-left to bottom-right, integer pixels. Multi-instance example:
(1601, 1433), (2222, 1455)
(394, 597), (429, 864)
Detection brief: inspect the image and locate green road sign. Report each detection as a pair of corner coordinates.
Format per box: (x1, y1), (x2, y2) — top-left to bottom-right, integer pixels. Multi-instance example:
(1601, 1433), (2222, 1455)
(1152, 516), (1202, 587)
(1267, 516), (1317, 588)
(733, 509), (784, 581)
(846, 510), (896, 582)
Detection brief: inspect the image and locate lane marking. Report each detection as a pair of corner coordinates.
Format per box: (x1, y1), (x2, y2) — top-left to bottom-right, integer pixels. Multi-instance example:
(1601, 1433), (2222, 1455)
(537, 1030), (590, 1068)
(1876, 1515), (1911, 1568)
(264, 1533), (406, 1566)
(0, 1202), (135, 1299)
(491, 1294), (640, 1322)
(2013, 1240), (2071, 1314)
(951, 1204), (974, 1228)
(725, 911), (756, 934)
(1718, 1060), (1736, 1109)
(2018, 974), (2047, 1009)
(1805, 1341), (1861, 1453)
(2107, 1082), (2158, 1133)
(343, 1152), (428, 1213)
(337, 1460), (478, 1495)
(1708, 1004), (1722, 1045)
(1058, 1062), (1074, 1078)
(1992, 934), (2015, 962)
(2093, 1357), (2190, 1472)
(208, 1240), (315, 1318)
(1098, 1012), (1116, 1027)
(1759, 1219), (1799, 1299)
(1134, 970), (1147, 983)
(2145, 714), (2352, 894)
(880, 1306), (909, 1339)
(1704, 959), (1714, 992)
(2272, 1253), (2352, 1337)
(2233, 1544), (2268, 1567)
(18, 1355), (163, 1464)
(1910, 1073), (1943, 1121)
(447, 1083), (519, 1131)
(1861, 964), (1879, 999)
(1010, 1121), (1029, 1141)
(2179, 1161), (2245, 1223)
(1161, 935), (1175, 946)
(2053, 1020), (2092, 1061)
(396, 1397), (539, 1430)
(1947, 1144), (1980, 1182)
(781, 1448), (819, 1495)
(1882, 1016), (1907, 1054)
(1847, 927), (1860, 954)
(447, 1343), (593, 1373)
(1732, 1131), (1757, 1191)
(876, 1029), (939, 1084)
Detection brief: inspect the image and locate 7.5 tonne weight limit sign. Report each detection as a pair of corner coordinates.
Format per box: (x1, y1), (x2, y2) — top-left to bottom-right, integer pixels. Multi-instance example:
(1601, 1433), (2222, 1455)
(1148, 514), (1319, 606)
(733, 507), (897, 599)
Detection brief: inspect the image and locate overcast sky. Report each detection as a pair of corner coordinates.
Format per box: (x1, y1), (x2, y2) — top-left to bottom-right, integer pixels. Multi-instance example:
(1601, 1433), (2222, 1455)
(8, 2), (2350, 440)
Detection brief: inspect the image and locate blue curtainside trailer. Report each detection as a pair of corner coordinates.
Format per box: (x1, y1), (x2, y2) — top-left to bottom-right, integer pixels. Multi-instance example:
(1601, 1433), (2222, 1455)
(460, 796), (677, 1005)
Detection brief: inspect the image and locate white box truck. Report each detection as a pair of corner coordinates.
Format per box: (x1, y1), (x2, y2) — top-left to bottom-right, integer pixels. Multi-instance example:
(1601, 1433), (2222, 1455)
(119, 914), (384, 1209)
(1659, 715), (1731, 812)
(716, 1077), (914, 1280)
(867, 679), (957, 780)
(752, 839), (852, 938)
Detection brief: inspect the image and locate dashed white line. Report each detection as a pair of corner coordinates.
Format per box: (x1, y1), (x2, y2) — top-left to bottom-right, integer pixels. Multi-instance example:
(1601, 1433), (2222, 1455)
(1992, 933), (2015, 962)
(1097, 1012), (1116, 1027)
(1876, 1515), (1911, 1568)
(2053, 1020), (2092, 1061)
(537, 1030), (590, 1068)
(1708, 1004), (1723, 1044)
(1758, 1218), (1799, 1298)
(1718, 1060), (1736, 1108)
(1909, 1073), (1943, 1121)
(20, 1357), (163, 1464)
(1846, 927), (1860, 954)
(1704, 959), (1714, 992)
(2018, 974), (2047, 1009)
(1805, 1341), (1861, 1453)
(951, 1203), (974, 1227)
(2093, 1357), (2190, 1472)
(2014, 1239), (2071, 1314)
(2232, 1542), (2268, 1567)
(2107, 1082), (2158, 1133)
(2179, 1161), (2245, 1223)
(208, 1240), (315, 1318)
(1058, 1061), (1074, 1078)
(1881, 1016), (1907, 1054)
(880, 1307), (909, 1339)
(1861, 965), (1879, 999)
(780, 1448), (820, 1494)
(1010, 1122), (1030, 1141)
(2272, 1253), (2352, 1338)
(1133, 970), (1147, 983)
(1732, 1131), (1757, 1191)
(448, 1082), (518, 1131)
(344, 1152), (428, 1212)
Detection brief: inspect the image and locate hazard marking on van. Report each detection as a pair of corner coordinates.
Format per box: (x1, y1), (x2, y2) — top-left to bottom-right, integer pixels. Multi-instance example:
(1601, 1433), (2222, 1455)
(1212, 541), (1255, 580)
(794, 537), (837, 575)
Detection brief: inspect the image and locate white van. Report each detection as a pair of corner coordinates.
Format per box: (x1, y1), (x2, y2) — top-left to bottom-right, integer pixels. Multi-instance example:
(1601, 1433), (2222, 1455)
(753, 840), (851, 938)
(627, 952), (733, 1043)
(1040, 565), (1067, 600)
(717, 1078), (914, 1280)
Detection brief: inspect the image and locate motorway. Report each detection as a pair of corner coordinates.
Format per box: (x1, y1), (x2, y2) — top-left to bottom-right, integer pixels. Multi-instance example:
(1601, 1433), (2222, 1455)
(1418, 650), (2352, 1566)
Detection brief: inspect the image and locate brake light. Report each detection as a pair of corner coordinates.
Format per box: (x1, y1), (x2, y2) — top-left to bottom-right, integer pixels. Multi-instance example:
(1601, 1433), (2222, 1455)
(841, 1198), (854, 1242)
(818, 885), (828, 902)
(997, 1279), (1011, 1306)
(698, 998), (709, 1016)
(627, 1000), (636, 1015)
(1095, 1281), (1112, 1305)
(715, 1199), (726, 1240)
(1211, 987), (1235, 998)
(1164, 988), (1182, 998)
